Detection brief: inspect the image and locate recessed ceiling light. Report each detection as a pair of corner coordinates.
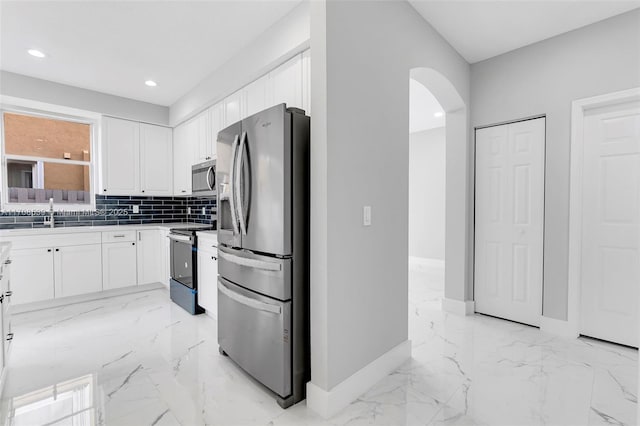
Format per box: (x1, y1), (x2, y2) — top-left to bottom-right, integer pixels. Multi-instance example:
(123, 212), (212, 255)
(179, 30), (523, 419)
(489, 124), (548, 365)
(27, 49), (46, 58)
(145, 80), (157, 87)
(434, 111), (444, 118)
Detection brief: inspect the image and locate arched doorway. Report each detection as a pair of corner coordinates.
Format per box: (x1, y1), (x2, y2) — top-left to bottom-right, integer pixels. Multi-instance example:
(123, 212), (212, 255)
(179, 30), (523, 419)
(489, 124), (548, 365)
(408, 67), (470, 330)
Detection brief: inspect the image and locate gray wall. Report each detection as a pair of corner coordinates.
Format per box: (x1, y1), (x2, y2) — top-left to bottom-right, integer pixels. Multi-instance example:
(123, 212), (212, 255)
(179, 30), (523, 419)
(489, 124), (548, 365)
(409, 127), (446, 261)
(310, 0), (470, 390)
(0, 71), (169, 125)
(169, 2), (309, 125)
(470, 9), (640, 320)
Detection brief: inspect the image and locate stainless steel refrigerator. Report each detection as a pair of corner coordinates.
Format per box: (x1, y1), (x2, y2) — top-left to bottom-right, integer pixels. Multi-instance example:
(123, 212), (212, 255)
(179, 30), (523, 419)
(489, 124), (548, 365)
(216, 104), (309, 409)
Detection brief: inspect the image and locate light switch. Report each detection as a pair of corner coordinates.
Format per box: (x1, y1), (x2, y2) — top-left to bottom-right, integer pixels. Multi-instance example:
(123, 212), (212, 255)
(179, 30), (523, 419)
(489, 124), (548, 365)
(132, 205), (139, 214)
(187, 207), (191, 215)
(363, 206), (372, 226)
(202, 207), (206, 215)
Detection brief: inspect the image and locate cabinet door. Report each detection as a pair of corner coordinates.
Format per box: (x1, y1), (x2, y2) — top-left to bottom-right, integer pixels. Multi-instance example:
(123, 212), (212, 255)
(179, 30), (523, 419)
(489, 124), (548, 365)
(302, 49), (311, 115)
(54, 244), (102, 298)
(102, 117), (140, 195)
(136, 230), (165, 285)
(209, 103), (223, 159)
(11, 248), (54, 305)
(223, 91), (244, 127)
(244, 74), (269, 118)
(197, 248), (218, 317)
(140, 124), (173, 196)
(194, 111), (213, 162)
(102, 242), (138, 290)
(173, 121), (195, 195)
(269, 54), (303, 110)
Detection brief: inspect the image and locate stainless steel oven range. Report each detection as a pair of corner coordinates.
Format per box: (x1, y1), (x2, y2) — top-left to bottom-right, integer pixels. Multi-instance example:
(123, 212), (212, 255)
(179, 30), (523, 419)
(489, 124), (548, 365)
(169, 226), (213, 314)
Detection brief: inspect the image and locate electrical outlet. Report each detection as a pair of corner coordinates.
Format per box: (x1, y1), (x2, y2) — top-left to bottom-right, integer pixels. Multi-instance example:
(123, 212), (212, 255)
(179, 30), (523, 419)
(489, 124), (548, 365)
(132, 205), (139, 214)
(187, 207), (191, 215)
(202, 207), (206, 215)
(363, 206), (372, 226)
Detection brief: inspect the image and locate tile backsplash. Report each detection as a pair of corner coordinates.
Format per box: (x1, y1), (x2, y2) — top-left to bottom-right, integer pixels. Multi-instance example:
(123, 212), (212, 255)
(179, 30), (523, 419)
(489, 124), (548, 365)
(0, 195), (217, 230)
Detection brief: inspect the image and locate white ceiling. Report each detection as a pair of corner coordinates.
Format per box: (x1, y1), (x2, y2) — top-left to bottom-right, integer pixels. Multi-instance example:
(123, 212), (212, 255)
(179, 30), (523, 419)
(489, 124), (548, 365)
(0, 0), (301, 106)
(409, 78), (445, 133)
(409, 0), (640, 63)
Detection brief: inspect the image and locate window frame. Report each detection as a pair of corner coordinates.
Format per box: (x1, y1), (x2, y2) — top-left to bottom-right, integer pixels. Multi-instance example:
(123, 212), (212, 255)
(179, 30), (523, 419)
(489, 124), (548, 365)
(0, 103), (99, 212)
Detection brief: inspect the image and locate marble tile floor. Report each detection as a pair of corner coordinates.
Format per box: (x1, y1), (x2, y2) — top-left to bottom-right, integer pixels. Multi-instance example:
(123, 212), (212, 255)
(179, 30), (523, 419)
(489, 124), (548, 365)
(1, 264), (637, 426)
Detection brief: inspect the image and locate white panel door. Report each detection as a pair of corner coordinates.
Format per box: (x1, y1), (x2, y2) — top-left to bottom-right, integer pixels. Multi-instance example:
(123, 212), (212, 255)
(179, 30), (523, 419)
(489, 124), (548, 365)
(475, 118), (545, 326)
(102, 242), (138, 290)
(102, 117), (140, 195)
(54, 244), (102, 298)
(140, 124), (173, 196)
(136, 230), (165, 285)
(11, 248), (54, 305)
(580, 102), (640, 347)
(269, 54), (303, 110)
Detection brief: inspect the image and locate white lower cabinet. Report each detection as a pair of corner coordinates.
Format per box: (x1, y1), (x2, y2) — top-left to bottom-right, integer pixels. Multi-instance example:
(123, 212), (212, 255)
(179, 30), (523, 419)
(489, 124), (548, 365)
(197, 235), (218, 318)
(54, 244), (102, 298)
(136, 230), (165, 286)
(11, 248), (55, 305)
(102, 241), (138, 290)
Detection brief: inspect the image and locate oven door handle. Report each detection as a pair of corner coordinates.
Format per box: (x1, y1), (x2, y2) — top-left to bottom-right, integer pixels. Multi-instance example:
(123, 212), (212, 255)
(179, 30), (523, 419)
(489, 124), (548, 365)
(218, 251), (282, 271)
(218, 280), (281, 314)
(168, 234), (193, 243)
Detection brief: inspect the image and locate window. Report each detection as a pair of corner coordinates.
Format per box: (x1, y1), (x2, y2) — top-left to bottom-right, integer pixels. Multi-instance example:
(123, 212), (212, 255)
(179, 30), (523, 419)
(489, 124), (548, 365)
(1, 111), (95, 207)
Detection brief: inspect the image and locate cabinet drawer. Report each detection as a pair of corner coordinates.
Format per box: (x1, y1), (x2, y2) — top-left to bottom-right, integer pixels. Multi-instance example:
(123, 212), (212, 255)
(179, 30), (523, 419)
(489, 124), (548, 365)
(102, 231), (136, 243)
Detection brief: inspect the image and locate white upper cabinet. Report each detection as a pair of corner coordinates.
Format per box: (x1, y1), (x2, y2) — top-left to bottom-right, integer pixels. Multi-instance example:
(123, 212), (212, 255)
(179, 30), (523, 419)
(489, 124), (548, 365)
(194, 110), (213, 163)
(244, 74), (270, 118)
(223, 91), (244, 127)
(269, 54), (303, 110)
(173, 119), (196, 196)
(209, 103), (222, 157)
(102, 117), (140, 195)
(102, 117), (172, 196)
(140, 124), (173, 196)
(302, 49), (311, 115)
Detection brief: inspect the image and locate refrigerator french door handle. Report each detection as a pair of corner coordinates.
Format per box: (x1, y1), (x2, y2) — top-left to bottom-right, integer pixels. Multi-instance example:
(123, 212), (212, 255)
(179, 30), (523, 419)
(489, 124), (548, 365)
(218, 279), (281, 314)
(229, 134), (240, 235)
(219, 250), (282, 272)
(235, 131), (248, 235)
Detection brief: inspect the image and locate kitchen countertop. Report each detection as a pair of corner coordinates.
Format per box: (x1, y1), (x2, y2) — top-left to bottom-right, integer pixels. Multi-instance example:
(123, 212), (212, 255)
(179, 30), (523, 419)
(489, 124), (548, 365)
(0, 222), (212, 238)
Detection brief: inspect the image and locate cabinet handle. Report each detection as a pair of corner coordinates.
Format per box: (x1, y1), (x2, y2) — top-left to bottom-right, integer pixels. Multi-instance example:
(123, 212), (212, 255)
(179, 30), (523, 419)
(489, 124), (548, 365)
(181, 190), (186, 193)
(132, 243), (135, 246)
(113, 234), (126, 238)
(6, 333), (13, 341)
(4, 259), (11, 265)
(212, 256), (217, 260)
(142, 190), (145, 193)
(0, 295), (3, 303)
(5, 291), (12, 297)
(47, 249), (52, 252)
(103, 189), (107, 192)
(138, 232), (141, 241)
(55, 248), (60, 252)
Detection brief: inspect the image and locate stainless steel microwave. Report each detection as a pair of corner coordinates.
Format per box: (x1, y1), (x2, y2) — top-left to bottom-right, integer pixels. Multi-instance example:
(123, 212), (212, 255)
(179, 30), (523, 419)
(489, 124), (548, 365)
(192, 160), (216, 197)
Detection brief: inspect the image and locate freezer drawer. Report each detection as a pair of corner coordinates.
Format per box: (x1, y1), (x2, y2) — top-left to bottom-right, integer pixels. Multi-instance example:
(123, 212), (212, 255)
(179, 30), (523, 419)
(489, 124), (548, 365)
(218, 277), (291, 398)
(218, 245), (291, 301)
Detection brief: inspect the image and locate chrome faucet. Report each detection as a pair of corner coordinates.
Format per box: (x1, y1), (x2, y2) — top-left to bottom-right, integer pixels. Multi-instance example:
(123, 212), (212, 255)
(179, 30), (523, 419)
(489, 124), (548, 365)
(45, 198), (55, 228)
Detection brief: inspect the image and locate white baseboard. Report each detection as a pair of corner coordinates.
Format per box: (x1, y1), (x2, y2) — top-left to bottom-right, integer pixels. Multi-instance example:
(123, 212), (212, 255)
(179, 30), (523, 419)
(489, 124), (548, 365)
(13, 283), (165, 314)
(540, 316), (579, 339)
(306, 339), (411, 419)
(441, 298), (475, 316)
(408, 257), (445, 271)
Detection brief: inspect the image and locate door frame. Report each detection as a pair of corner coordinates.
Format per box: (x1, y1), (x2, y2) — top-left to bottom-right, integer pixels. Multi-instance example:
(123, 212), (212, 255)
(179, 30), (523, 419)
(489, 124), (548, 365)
(473, 115), (547, 325)
(567, 87), (640, 337)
